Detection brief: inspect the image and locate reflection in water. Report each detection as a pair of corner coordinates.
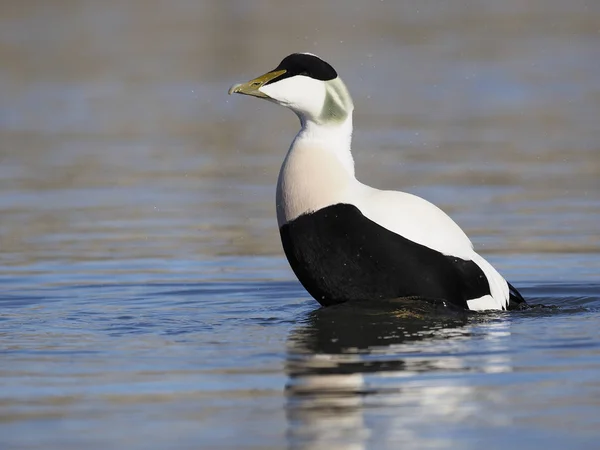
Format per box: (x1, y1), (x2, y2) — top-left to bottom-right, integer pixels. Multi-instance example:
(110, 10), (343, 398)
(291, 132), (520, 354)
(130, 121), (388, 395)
(285, 301), (513, 449)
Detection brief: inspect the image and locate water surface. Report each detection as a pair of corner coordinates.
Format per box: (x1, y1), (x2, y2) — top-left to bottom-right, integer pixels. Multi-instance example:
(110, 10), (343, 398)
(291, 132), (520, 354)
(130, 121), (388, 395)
(1, 1), (599, 449)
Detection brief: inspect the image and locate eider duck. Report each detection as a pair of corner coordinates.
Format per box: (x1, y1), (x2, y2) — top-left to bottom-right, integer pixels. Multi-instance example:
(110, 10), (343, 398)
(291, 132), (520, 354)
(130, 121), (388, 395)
(229, 53), (526, 311)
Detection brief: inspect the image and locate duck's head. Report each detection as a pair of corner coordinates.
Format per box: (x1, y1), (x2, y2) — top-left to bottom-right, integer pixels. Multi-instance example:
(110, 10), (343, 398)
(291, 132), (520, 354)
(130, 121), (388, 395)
(228, 53), (353, 124)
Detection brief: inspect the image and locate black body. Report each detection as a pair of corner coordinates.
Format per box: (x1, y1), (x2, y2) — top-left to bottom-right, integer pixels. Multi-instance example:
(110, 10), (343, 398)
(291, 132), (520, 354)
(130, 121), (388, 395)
(280, 203), (525, 310)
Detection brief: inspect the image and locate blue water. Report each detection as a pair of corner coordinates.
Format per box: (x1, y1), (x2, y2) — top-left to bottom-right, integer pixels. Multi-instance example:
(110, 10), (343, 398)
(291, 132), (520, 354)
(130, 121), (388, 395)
(1, 1), (600, 449)
(2, 256), (599, 449)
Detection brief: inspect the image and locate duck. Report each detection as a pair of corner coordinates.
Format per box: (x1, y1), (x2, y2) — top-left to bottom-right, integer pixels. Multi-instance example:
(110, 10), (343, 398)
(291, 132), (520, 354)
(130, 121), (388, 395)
(228, 52), (526, 311)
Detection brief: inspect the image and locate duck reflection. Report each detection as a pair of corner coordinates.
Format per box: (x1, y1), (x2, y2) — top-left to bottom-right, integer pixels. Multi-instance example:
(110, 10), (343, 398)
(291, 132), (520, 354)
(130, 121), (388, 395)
(285, 299), (510, 449)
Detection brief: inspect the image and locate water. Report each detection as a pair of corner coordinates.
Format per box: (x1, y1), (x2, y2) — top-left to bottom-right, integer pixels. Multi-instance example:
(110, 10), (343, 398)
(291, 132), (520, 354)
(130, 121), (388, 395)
(1, 1), (599, 448)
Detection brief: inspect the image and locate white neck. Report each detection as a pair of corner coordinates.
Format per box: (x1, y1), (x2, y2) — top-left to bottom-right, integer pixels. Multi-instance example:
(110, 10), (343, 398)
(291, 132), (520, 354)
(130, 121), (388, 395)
(276, 113), (356, 226)
(295, 113), (355, 177)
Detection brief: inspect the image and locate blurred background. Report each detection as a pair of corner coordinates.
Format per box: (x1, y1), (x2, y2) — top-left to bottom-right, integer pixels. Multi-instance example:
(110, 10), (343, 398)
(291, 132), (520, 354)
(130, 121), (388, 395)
(1, 1), (599, 449)
(1, 0), (599, 274)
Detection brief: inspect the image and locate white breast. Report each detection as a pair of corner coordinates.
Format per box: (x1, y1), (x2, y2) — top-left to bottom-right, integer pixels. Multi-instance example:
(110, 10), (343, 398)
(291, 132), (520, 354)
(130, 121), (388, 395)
(276, 142), (354, 228)
(276, 135), (473, 259)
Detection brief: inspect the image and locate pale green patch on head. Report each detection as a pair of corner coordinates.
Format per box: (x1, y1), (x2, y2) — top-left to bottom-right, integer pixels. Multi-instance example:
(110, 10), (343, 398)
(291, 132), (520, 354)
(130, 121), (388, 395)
(319, 77), (354, 124)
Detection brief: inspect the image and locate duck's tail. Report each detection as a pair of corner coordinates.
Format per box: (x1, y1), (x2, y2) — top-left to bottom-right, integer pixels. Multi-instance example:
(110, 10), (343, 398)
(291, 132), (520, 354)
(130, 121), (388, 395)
(507, 282), (527, 310)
